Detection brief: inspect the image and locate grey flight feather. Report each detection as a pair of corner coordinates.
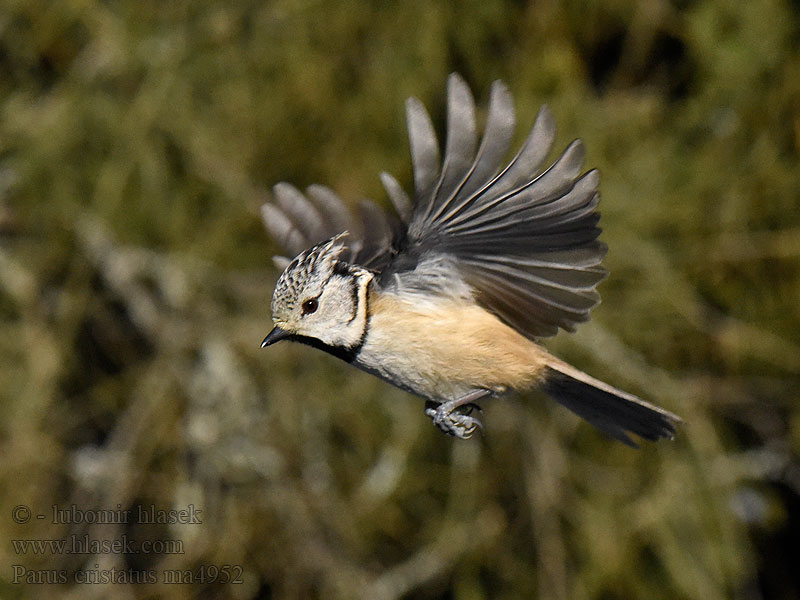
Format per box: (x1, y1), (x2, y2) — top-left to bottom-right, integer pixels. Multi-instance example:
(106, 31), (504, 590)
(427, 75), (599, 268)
(406, 96), (440, 204)
(380, 172), (412, 222)
(261, 73), (608, 339)
(427, 73), (478, 220)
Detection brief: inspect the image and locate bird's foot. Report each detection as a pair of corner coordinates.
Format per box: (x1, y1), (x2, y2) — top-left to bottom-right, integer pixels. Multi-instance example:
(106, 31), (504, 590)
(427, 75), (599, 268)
(424, 391), (489, 439)
(425, 401), (483, 438)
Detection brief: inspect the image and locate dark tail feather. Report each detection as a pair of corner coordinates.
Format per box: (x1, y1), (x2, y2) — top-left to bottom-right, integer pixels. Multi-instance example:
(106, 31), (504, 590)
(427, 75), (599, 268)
(542, 361), (681, 448)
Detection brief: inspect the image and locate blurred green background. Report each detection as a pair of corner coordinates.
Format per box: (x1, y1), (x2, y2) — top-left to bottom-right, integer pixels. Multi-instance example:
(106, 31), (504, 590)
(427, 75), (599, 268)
(1, 0), (799, 598)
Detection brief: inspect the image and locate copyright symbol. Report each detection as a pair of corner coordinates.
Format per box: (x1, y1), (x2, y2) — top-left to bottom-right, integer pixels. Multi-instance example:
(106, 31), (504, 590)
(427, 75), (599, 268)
(12, 505), (31, 524)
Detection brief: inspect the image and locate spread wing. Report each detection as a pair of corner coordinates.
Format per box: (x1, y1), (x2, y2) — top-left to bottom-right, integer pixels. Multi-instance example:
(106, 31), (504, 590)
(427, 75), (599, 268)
(387, 74), (607, 339)
(261, 73), (607, 339)
(260, 182), (401, 272)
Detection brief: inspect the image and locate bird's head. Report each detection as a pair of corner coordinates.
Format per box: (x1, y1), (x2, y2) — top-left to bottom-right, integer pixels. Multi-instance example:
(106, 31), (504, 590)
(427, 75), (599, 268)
(262, 234), (374, 352)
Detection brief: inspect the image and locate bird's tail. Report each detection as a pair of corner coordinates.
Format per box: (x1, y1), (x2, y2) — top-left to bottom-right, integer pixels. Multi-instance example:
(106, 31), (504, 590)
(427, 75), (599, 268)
(541, 359), (681, 447)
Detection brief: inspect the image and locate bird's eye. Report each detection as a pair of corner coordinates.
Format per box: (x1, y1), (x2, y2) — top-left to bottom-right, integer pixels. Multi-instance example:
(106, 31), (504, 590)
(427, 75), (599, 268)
(301, 298), (318, 315)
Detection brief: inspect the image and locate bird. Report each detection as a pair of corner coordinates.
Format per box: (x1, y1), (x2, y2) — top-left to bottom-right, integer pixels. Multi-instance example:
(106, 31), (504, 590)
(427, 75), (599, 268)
(259, 73), (681, 446)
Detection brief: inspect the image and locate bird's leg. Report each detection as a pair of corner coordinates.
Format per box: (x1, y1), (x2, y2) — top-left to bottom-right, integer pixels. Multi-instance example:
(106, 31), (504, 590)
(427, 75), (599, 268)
(424, 389), (491, 439)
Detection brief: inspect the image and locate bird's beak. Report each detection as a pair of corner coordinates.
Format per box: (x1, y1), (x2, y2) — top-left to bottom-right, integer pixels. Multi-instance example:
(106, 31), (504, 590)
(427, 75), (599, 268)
(261, 326), (292, 348)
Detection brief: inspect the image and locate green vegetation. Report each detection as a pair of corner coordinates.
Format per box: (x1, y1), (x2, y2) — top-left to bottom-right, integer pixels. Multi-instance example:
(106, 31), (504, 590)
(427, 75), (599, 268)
(1, 1), (798, 598)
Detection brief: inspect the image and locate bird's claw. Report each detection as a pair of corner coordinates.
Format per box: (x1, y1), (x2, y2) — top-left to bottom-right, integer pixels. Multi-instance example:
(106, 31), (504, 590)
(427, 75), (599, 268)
(425, 401), (484, 439)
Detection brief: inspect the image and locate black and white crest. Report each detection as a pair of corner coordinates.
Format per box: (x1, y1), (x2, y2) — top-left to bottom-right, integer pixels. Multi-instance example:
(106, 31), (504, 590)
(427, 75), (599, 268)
(271, 234), (348, 314)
